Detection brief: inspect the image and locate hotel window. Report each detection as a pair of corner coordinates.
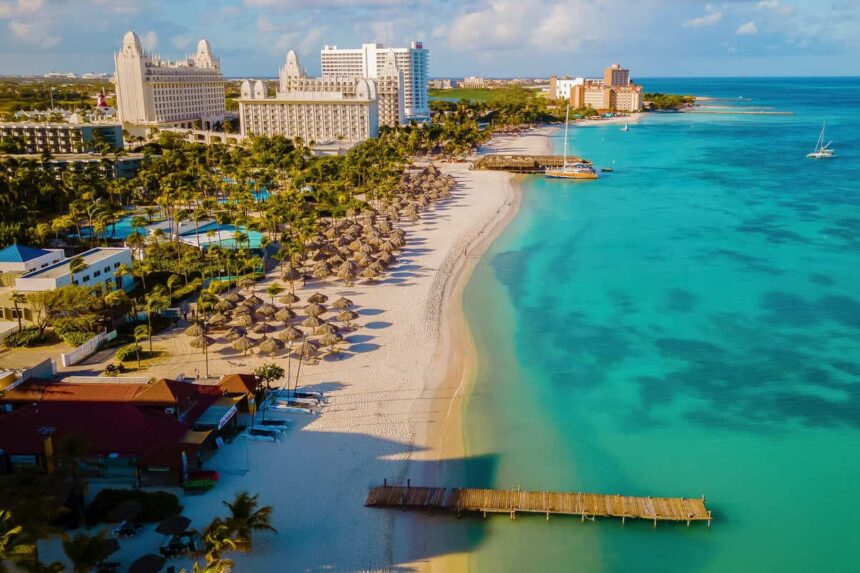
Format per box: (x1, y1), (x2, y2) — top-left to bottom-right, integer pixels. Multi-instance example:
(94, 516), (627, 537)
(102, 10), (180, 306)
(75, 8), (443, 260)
(82, 275), (90, 282)
(93, 270), (101, 278)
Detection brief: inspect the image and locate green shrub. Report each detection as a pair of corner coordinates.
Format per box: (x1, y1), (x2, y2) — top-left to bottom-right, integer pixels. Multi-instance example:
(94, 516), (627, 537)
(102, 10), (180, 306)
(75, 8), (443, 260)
(115, 343), (141, 362)
(61, 330), (95, 347)
(86, 489), (182, 524)
(4, 327), (45, 348)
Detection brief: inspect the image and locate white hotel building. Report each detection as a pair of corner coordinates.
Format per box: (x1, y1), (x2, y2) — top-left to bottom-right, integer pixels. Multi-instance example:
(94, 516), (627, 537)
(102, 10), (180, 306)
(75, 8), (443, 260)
(321, 42), (429, 121)
(113, 31), (226, 129)
(238, 50), (381, 144)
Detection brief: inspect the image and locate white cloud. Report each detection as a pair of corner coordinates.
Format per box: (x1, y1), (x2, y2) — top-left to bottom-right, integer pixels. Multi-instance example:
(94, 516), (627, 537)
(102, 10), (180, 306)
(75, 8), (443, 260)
(8, 17), (60, 47)
(141, 30), (158, 50)
(171, 34), (192, 50)
(447, 0), (533, 51)
(0, 0), (43, 18)
(736, 21), (758, 35)
(683, 4), (723, 28)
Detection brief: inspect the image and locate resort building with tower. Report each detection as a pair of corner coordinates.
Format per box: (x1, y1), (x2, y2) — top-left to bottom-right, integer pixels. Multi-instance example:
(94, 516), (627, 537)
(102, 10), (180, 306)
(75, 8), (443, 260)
(321, 42), (429, 121)
(238, 50), (381, 144)
(549, 64), (643, 113)
(113, 31), (226, 129)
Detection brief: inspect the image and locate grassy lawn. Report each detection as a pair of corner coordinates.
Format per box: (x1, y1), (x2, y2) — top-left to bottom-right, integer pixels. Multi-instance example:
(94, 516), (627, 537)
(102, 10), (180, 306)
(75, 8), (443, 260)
(116, 348), (170, 373)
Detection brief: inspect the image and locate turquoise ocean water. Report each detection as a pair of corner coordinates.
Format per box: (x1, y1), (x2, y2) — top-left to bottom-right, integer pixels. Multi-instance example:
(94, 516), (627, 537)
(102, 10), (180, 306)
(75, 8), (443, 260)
(457, 78), (860, 572)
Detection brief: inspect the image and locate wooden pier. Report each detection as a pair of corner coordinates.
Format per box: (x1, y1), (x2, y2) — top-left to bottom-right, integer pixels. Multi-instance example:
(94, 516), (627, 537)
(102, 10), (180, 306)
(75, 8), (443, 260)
(365, 482), (713, 527)
(473, 154), (591, 173)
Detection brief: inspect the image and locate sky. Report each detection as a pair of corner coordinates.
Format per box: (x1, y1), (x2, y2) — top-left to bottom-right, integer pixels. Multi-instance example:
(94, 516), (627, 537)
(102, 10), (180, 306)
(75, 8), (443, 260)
(0, 0), (858, 78)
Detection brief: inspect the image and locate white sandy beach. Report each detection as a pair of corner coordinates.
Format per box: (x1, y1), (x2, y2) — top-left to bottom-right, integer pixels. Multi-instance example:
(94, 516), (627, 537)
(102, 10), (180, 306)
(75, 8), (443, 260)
(46, 127), (554, 572)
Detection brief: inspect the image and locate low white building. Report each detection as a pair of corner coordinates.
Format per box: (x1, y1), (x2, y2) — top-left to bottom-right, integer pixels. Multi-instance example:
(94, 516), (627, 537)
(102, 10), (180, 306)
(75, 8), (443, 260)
(0, 245), (65, 274)
(14, 248), (133, 292)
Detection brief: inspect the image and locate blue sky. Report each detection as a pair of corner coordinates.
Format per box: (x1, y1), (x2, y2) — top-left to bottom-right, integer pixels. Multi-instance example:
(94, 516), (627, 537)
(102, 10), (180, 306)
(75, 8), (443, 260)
(0, 0), (857, 77)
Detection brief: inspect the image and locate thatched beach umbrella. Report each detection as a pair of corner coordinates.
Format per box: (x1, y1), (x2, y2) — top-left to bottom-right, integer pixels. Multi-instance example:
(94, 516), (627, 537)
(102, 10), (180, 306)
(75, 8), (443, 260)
(280, 292), (300, 307)
(320, 332), (343, 352)
(225, 326), (246, 342)
(336, 310), (359, 328)
(245, 294), (264, 307)
(252, 322), (274, 334)
(298, 339), (319, 361)
(307, 292), (329, 304)
(256, 303), (277, 318)
(274, 307), (296, 323)
(224, 292), (245, 303)
(214, 299), (235, 312)
(238, 277), (256, 290)
(189, 335), (214, 349)
(360, 265), (382, 281)
(301, 315), (325, 332)
(278, 325), (304, 342)
(312, 262), (332, 279)
(231, 335), (256, 355)
(208, 312), (228, 326)
(317, 322), (339, 336)
(184, 323), (203, 337)
(233, 304), (253, 316)
(305, 303), (327, 317)
(258, 337), (282, 355)
(128, 554), (165, 573)
(233, 314), (255, 327)
(282, 267), (303, 282)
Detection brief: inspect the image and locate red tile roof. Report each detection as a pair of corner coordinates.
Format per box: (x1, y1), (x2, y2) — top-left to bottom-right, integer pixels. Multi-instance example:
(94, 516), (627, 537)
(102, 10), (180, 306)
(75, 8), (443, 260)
(218, 374), (259, 395)
(0, 402), (193, 467)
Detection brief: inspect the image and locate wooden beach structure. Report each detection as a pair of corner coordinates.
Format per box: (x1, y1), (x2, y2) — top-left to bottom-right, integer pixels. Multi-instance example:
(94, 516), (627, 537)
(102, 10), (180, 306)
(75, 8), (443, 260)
(472, 154), (591, 173)
(366, 481), (713, 527)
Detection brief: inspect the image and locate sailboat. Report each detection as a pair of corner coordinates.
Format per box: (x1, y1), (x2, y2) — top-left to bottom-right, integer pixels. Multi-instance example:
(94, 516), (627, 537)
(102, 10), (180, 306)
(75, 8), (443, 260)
(621, 123), (629, 132)
(545, 104), (598, 180)
(807, 122), (835, 159)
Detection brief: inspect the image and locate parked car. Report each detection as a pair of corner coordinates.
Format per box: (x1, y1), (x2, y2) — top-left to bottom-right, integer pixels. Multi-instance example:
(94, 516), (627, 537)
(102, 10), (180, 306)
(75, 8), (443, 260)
(243, 428), (279, 442)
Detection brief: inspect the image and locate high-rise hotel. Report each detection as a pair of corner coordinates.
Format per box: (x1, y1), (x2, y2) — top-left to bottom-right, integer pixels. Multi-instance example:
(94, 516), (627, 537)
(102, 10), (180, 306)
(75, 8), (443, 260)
(321, 42), (429, 121)
(113, 31), (226, 129)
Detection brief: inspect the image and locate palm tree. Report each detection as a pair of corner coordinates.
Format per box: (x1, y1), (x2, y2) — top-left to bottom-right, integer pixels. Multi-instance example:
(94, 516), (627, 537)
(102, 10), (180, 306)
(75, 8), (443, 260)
(10, 291), (26, 332)
(167, 274), (182, 303)
(265, 283), (284, 305)
(133, 324), (149, 370)
(0, 510), (35, 571)
(68, 256), (88, 277)
(61, 530), (112, 573)
(200, 517), (237, 562)
(144, 292), (168, 355)
(222, 492), (276, 551)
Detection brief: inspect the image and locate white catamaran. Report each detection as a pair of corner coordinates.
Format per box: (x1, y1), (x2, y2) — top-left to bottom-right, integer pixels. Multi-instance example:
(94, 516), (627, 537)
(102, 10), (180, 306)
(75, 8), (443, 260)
(545, 104), (598, 180)
(807, 122), (835, 159)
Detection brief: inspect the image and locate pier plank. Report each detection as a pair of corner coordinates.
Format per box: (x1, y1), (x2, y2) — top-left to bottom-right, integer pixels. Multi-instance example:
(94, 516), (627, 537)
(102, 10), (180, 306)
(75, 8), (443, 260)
(366, 484), (713, 525)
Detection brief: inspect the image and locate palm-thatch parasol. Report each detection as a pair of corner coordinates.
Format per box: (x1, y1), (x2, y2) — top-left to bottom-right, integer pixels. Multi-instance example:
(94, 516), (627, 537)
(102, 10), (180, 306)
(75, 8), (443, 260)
(376, 252), (395, 267)
(353, 252), (374, 268)
(258, 337), (283, 355)
(188, 335), (214, 349)
(156, 515), (191, 536)
(304, 303), (327, 317)
(282, 267), (303, 282)
(231, 335), (256, 354)
(307, 292), (329, 304)
(280, 292), (300, 306)
(224, 292), (245, 303)
(312, 261), (332, 279)
(320, 332), (344, 352)
(214, 299), (235, 312)
(238, 277), (256, 290)
(184, 323), (203, 337)
(256, 303), (277, 318)
(245, 294), (264, 307)
(233, 304), (253, 315)
(298, 339), (319, 361)
(128, 554), (165, 573)
(301, 316), (325, 332)
(336, 310), (359, 327)
(208, 312), (228, 326)
(252, 322), (274, 334)
(360, 265), (382, 281)
(233, 314), (255, 327)
(274, 307), (296, 323)
(225, 326), (246, 341)
(332, 296), (353, 310)
(317, 322), (339, 336)
(278, 325), (304, 342)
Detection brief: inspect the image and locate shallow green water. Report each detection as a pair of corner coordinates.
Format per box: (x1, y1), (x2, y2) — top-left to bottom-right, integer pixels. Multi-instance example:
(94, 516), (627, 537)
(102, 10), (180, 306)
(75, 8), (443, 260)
(459, 78), (860, 572)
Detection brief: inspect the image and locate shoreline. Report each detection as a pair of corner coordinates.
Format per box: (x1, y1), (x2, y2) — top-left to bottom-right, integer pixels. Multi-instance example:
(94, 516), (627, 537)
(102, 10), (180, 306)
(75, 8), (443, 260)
(396, 128), (554, 572)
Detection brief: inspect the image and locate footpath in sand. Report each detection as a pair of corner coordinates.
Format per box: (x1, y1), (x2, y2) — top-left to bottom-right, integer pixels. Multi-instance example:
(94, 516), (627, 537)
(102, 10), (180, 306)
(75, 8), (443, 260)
(54, 128), (553, 572)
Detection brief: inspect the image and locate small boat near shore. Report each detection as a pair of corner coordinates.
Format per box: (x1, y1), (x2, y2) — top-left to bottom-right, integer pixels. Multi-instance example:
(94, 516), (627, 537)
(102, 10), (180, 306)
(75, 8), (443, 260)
(807, 122), (835, 159)
(545, 104), (599, 180)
